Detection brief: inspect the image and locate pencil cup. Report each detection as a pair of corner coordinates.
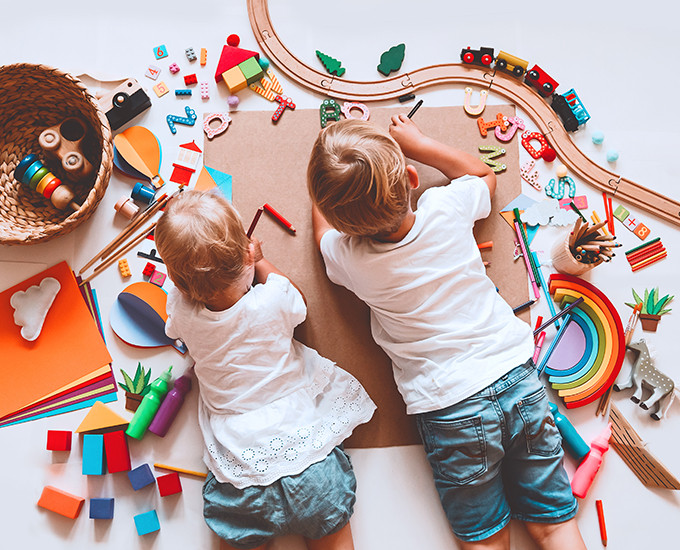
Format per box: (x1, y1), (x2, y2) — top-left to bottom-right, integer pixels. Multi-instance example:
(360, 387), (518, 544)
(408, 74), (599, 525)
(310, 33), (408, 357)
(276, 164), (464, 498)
(551, 234), (602, 276)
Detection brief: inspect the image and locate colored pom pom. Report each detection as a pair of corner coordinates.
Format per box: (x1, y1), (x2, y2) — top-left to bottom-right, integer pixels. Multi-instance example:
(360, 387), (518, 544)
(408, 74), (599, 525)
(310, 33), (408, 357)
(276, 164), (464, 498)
(541, 147), (557, 162)
(258, 57), (270, 71)
(227, 34), (240, 47)
(555, 164), (568, 179)
(606, 150), (619, 162)
(592, 131), (604, 145)
(227, 95), (240, 108)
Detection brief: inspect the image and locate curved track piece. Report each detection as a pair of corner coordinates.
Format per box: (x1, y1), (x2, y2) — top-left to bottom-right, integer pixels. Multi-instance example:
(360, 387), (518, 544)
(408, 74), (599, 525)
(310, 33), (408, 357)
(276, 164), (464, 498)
(248, 0), (680, 226)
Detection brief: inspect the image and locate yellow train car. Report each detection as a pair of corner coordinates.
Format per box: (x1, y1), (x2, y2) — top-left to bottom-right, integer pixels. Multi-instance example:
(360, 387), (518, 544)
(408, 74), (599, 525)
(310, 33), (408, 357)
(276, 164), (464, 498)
(495, 50), (529, 77)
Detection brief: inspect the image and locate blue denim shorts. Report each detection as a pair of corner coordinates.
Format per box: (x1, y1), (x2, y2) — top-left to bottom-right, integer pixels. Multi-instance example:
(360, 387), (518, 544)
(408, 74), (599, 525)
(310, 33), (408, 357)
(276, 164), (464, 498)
(202, 446), (356, 549)
(416, 359), (577, 542)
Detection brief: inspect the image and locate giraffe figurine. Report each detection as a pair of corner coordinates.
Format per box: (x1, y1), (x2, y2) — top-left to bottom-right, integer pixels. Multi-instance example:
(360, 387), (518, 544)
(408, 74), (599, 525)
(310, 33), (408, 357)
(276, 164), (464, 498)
(613, 339), (675, 420)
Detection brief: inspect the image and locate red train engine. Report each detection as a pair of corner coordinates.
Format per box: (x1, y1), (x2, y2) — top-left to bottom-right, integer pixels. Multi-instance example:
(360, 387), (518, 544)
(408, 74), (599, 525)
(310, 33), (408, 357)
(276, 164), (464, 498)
(460, 46), (494, 67)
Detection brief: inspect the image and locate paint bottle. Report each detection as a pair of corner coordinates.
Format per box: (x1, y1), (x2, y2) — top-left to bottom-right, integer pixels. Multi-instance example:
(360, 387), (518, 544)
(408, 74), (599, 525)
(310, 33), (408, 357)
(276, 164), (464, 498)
(126, 366), (173, 440)
(148, 369), (192, 437)
(549, 403), (590, 462)
(571, 423), (612, 498)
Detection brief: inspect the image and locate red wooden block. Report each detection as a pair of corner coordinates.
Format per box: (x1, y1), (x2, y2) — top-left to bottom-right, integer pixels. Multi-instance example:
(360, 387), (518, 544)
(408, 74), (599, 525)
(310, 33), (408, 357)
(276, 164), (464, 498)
(38, 486), (85, 519)
(184, 73), (197, 86)
(143, 262), (156, 277)
(46, 430), (72, 451)
(103, 430), (131, 473)
(157, 472), (182, 497)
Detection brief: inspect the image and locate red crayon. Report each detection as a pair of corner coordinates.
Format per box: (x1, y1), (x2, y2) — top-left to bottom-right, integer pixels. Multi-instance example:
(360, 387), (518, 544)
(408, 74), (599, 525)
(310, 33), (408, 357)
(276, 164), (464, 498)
(596, 499), (607, 546)
(263, 203), (296, 233)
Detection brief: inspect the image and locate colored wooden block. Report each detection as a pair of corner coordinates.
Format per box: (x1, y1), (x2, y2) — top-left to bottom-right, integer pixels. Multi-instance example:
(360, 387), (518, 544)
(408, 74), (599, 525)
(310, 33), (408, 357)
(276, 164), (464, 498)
(169, 63), (180, 74)
(183, 73), (197, 86)
(221, 66), (247, 93)
(153, 81), (169, 98)
(38, 486), (85, 519)
(153, 45), (168, 60)
(613, 204), (630, 222)
(149, 270), (166, 287)
(185, 47), (197, 62)
(157, 472), (183, 497)
(634, 222), (650, 240)
(175, 89), (192, 96)
(143, 262), (156, 277)
(89, 498), (114, 519)
(76, 401), (129, 434)
(214, 45), (259, 83)
(103, 430), (131, 473)
(200, 82), (209, 100)
(134, 510), (160, 535)
(82, 433), (105, 475)
(128, 463), (156, 490)
(46, 430), (71, 451)
(238, 57), (264, 85)
(145, 65), (161, 81)
(200, 47), (207, 66)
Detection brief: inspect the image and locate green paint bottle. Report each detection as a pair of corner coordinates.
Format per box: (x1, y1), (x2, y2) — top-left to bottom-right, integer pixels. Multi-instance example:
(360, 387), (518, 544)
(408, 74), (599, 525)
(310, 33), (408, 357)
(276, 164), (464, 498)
(125, 366), (173, 440)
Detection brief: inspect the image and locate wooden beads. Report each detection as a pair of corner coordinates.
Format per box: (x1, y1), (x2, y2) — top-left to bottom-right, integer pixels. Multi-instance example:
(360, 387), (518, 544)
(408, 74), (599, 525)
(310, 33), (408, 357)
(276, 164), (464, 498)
(14, 154), (79, 210)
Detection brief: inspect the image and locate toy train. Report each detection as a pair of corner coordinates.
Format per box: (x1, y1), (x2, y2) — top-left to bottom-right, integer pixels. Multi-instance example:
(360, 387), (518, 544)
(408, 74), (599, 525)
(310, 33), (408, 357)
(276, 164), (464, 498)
(460, 46), (590, 132)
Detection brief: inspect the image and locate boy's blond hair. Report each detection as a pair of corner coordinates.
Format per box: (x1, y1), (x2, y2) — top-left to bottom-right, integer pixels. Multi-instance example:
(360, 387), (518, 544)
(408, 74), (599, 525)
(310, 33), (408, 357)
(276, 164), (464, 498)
(307, 119), (410, 237)
(155, 190), (250, 303)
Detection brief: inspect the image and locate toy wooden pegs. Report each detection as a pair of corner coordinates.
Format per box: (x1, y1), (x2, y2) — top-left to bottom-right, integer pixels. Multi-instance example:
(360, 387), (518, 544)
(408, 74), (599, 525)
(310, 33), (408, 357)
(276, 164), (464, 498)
(320, 99), (342, 128)
(14, 154), (80, 210)
(477, 113), (509, 137)
(38, 118), (94, 181)
(46, 430), (72, 451)
(272, 95), (295, 123)
(38, 486), (85, 519)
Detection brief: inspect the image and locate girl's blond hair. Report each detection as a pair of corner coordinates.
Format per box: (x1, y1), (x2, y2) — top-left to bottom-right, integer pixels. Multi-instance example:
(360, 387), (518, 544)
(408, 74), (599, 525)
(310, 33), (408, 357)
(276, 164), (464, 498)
(307, 119), (410, 236)
(155, 190), (250, 303)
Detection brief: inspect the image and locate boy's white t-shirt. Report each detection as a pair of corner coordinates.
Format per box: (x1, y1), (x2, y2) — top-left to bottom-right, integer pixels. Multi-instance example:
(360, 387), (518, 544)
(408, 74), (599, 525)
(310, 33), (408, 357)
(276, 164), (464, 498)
(320, 175), (535, 415)
(165, 273), (375, 488)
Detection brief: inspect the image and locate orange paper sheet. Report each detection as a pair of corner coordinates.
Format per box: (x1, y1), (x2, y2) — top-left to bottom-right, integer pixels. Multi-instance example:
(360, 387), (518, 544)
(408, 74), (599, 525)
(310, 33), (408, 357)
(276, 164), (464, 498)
(0, 261), (112, 419)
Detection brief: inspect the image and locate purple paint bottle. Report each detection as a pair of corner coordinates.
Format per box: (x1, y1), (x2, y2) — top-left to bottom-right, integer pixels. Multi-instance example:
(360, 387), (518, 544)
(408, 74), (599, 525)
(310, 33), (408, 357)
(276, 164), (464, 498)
(148, 369), (192, 437)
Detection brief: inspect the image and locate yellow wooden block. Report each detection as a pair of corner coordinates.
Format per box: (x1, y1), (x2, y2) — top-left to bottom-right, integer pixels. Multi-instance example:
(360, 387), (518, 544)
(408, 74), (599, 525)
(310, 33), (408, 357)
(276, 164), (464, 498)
(221, 66), (247, 93)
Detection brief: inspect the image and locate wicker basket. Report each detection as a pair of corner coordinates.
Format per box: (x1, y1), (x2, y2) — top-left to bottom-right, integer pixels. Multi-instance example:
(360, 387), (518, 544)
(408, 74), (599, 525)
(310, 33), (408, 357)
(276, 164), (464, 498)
(0, 64), (113, 244)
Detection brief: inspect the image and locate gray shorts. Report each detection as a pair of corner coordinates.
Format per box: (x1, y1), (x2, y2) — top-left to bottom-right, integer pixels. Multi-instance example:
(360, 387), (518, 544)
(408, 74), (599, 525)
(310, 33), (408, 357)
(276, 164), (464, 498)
(202, 446), (356, 549)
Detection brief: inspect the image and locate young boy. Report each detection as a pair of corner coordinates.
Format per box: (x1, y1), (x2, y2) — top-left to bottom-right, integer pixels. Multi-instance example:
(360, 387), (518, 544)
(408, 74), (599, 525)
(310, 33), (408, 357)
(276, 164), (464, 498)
(307, 115), (586, 550)
(155, 190), (376, 550)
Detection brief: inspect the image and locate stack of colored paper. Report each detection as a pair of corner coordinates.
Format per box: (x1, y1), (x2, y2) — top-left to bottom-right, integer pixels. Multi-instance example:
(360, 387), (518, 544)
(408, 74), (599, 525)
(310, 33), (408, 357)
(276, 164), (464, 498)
(0, 261), (116, 427)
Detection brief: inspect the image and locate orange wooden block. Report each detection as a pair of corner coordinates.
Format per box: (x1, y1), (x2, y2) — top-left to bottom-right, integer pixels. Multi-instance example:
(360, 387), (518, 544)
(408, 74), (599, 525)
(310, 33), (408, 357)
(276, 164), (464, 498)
(38, 486), (85, 519)
(633, 222), (650, 240)
(76, 401), (129, 434)
(221, 66), (247, 93)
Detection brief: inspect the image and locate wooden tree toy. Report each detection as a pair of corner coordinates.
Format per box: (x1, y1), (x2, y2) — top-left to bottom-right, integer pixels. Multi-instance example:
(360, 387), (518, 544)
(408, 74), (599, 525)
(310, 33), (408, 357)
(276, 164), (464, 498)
(316, 50), (345, 77)
(13, 154), (80, 211)
(613, 339), (675, 420)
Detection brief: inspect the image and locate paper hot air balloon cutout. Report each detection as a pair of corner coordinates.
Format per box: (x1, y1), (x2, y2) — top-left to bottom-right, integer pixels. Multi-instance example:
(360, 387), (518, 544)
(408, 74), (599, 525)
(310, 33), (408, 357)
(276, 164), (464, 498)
(110, 282), (186, 354)
(113, 126), (164, 188)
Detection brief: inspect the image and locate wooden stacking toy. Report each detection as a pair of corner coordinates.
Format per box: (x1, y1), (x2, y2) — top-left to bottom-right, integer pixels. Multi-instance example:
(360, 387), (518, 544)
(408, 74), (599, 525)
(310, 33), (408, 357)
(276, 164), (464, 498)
(14, 154), (80, 211)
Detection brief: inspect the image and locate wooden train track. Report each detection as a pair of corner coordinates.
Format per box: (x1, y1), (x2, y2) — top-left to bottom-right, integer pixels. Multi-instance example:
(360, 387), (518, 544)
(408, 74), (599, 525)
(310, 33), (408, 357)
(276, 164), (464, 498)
(248, 0), (680, 227)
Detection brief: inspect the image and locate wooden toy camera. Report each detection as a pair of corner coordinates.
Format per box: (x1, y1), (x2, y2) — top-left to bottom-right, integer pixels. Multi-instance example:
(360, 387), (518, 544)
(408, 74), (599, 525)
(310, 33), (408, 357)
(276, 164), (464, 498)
(38, 117), (94, 181)
(97, 78), (151, 131)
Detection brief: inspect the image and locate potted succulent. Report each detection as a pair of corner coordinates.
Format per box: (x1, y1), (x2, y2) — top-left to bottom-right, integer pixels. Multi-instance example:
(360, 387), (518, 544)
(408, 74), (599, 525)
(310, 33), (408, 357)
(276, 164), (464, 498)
(625, 287), (673, 332)
(118, 362), (152, 411)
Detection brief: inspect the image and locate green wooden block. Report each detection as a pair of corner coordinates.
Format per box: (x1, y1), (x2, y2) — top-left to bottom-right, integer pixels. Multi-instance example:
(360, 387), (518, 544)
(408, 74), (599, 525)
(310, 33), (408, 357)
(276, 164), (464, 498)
(613, 205), (629, 222)
(238, 57), (264, 85)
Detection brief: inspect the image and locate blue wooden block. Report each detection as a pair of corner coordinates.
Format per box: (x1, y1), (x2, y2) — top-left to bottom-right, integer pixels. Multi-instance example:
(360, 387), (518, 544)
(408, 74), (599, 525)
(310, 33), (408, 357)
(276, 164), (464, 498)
(153, 45), (168, 59)
(174, 89), (192, 96)
(82, 434), (104, 475)
(89, 498), (114, 519)
(134, 510), (160, 535)
(127, 463), (155, 490)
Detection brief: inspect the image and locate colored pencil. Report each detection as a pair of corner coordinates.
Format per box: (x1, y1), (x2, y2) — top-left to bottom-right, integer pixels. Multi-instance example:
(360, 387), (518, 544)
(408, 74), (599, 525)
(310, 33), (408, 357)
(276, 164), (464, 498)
(407, 99), (423, 118)
(537, 314), (573, 375)
(263, 203), (296, 233)
(607, 197), (615, 236)
(624, 237), (661, 256)
(532, 251), (559, 329)
(591, 210), (610, 236)
(626, 242), (664, 265)
(631, 251), (667, 272)
(624, 303), (642, 346)
(512, 299), (536, 313)
(154, 463), (207, 478)
(533, 297), (584, 335)
(596, 500), (608, 546)
(513, 208), (541, 288)
(246, 207), (264, 238)
(514, 221), (540, 299)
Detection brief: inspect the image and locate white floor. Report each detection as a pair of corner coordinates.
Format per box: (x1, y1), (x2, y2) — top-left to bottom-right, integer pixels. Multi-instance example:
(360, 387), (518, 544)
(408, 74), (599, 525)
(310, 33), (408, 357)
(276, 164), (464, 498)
(1, 1), (679, 548)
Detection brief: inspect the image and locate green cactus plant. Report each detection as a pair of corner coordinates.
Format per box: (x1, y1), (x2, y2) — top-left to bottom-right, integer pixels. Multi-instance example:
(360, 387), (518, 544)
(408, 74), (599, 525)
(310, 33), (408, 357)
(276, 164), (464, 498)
(625, 288), (673, 332)
(118, 363), (152, 411)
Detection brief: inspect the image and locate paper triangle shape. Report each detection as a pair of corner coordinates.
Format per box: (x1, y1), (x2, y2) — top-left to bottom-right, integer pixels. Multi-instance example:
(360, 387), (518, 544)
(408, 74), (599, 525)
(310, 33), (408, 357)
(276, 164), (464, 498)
(76, 400), (129, 433)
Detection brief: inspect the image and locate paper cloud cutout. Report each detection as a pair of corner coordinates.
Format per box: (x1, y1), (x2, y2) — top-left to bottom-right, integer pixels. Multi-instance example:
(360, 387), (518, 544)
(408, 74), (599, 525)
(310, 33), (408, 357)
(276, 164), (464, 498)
(521, 199), (578, 227)
(10, 277), (61, 341)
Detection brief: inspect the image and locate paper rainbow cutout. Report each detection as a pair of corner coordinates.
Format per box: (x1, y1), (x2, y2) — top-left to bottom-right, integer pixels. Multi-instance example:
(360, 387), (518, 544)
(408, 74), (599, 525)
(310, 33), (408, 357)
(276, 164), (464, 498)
(543, 274), (625, 408)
